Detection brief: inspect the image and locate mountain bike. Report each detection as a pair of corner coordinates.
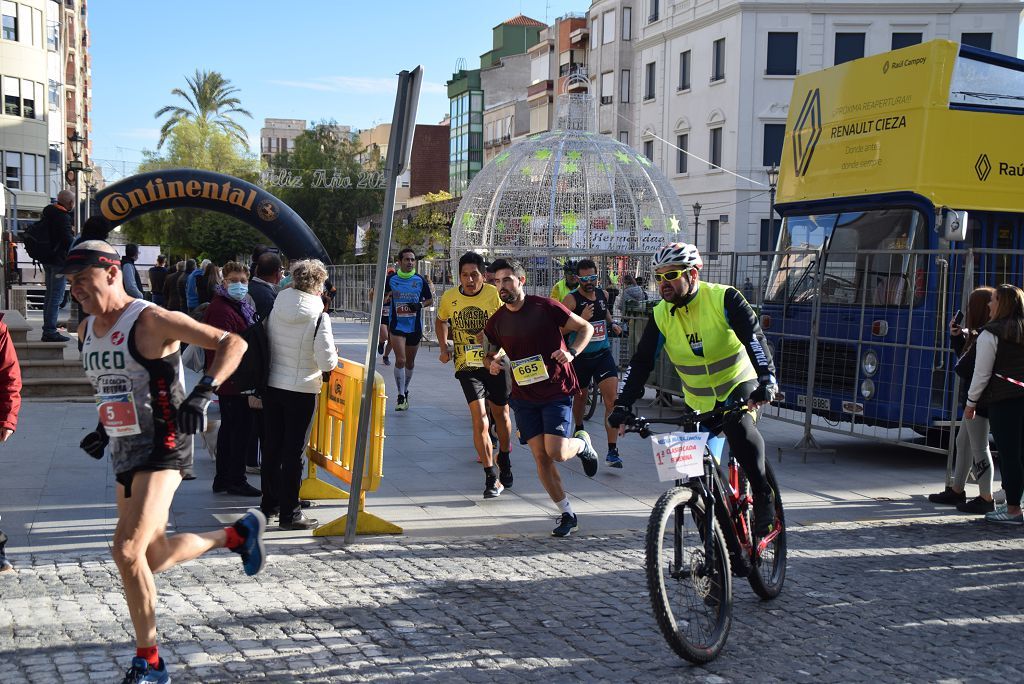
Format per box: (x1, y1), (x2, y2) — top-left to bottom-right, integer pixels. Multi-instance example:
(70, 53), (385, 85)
(622, 403), (787, 663)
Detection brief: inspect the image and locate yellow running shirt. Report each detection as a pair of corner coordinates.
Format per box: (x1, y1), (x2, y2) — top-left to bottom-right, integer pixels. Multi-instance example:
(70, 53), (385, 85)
(437, 283), (502, 373)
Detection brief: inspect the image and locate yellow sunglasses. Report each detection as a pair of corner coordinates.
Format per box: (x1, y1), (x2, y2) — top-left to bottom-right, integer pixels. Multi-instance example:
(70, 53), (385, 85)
(653, 269), (690, 283)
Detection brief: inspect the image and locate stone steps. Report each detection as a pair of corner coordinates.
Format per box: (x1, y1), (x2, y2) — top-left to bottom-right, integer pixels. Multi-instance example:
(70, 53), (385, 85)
(21, 377), (94, 398)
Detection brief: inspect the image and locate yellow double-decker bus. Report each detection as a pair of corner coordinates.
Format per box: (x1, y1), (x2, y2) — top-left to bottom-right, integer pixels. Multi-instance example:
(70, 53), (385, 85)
(763, 39), (1024, 444)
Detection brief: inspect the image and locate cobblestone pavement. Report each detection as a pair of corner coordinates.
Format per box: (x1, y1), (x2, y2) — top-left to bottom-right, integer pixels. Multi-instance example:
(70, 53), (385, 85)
(1, 517), (1022, 682)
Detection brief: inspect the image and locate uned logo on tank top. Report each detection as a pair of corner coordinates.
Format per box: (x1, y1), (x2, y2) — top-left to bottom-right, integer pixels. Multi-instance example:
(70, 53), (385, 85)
(111, 331), (125, 346)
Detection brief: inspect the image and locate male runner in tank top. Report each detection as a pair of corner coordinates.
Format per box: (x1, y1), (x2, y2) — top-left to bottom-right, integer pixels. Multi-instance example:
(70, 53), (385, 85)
(483, 258), (599, 537)
(65, 241), (265, 684)
(562, 258), (624, 467)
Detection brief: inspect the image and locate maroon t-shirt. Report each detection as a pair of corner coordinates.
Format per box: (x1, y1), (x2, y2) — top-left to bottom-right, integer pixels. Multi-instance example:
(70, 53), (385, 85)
(484, 295), (579, 402)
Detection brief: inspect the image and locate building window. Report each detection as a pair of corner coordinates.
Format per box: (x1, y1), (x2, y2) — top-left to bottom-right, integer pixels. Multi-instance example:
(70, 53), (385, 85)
(766, 32), (798, 75)
(649, 0), (658, 23)
(601, 71), (614, 105)
(834, 32), (865, 65)
(712, 38), (726, 82)
(709, 127), (722, 168)
(961, 32), (992, 50)
(2, 1), (17, 41)
(2, 75), (20, 116)
(21, 79), (34, 119)
(644, 62), (656, 100)
(619, 131), (629, 145)
(47, 79), (59, 109)
(602, 11), (615, 45)
(676, 134), (688, 174)
(622, 7), (632, 40)
(4, 151), (20, 189)
(678, 50), (691, 90)
(22, 152), (35, 192)
(760, 218), (781, 259)
(620, 69), (630, 103)
(891, 32), (922, 50)
(707, 219), (720, 254)
(762, 123), (785, 166)
(643, 139), (654, 162)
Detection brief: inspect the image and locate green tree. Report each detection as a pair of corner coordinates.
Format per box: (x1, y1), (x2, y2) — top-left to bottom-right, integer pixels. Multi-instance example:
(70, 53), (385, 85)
(154, 69), (252, 149)
(268, 122), (384, 263)
(393, 191), (453, 258)
(121, 120), (262, 259)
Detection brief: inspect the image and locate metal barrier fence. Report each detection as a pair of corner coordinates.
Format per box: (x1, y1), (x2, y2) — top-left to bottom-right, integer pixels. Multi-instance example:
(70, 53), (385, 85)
(325, 247), (1021, 461)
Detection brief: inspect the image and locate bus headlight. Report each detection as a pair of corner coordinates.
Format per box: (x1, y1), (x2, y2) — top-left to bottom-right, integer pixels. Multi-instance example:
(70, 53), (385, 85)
(861, 351), (879, 377)
(860, 379), (875, 399)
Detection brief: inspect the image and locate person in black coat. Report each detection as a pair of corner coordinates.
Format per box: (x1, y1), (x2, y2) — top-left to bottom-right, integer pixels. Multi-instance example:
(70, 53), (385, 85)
(39, 190), (75, 342)
(249, 252), (282, 321)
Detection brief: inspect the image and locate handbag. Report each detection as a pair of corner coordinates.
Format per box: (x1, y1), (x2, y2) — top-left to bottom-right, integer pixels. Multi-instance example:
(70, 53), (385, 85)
(181, 342), (205, 373)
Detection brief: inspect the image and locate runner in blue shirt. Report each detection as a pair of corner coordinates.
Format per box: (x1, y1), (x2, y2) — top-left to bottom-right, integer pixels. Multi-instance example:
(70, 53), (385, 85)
(384, 248), (434, 410)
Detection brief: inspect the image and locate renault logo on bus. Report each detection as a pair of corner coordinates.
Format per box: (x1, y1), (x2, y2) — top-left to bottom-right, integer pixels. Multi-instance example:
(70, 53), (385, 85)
(975, 153), (992, 182)
(793, 88), (822, 177)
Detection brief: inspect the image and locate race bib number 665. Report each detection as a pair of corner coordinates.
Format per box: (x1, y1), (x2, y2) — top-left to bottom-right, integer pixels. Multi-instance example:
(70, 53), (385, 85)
(511, 354), (550, 386)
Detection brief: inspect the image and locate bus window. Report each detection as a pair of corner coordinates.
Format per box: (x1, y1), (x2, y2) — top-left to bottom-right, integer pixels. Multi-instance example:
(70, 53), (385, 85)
(766, 208), (925, 306)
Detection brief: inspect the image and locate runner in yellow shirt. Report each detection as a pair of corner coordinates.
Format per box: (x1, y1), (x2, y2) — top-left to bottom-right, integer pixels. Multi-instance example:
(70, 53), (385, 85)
(436, 252), (514, 498)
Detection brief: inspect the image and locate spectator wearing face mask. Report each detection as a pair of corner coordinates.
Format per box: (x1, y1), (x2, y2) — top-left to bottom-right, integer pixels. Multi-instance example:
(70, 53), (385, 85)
(202, 261), (261, 498)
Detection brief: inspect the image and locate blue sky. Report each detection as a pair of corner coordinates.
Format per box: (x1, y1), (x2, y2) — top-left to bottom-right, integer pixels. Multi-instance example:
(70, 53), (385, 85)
(90, 0), (583, 181)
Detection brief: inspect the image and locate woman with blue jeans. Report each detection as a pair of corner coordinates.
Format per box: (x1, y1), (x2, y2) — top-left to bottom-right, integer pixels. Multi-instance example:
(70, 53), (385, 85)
(964, 283), (1024, 525)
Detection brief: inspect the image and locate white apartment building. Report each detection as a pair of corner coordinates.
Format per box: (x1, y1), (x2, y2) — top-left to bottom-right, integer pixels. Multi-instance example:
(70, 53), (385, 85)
(1, 0), (91, 224)
(260, 118), (306, 164)
(589, 0), (1022, 254)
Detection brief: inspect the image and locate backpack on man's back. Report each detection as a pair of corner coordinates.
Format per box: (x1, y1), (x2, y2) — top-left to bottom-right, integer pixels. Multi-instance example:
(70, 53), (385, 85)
(22, 218), (57, 265)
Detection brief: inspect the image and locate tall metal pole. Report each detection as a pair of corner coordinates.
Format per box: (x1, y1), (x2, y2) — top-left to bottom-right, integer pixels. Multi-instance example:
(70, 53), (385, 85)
(344, 67), (422, 544)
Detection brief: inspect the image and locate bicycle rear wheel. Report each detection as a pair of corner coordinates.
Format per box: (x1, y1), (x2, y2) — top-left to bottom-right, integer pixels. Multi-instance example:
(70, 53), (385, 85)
(742, 462), (787, 600)
(645, 486), (733, 663)
(583, 382), (599, 420)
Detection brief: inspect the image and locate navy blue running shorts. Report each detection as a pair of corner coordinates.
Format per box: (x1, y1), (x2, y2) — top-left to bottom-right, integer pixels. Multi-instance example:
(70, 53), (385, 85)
(509, 396), (574, 443)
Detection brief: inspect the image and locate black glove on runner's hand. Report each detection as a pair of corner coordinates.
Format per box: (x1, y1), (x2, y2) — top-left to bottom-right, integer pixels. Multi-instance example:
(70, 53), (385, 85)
(177, 383), (216, 434)
(80, 422), (109, 459)
(749, 382), (777, 405)
(607, 404), (635, 429)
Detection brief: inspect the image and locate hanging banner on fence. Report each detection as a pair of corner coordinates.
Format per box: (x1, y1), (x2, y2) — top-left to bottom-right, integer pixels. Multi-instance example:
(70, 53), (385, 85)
(326, 370), (347, 420)
(650, 431), (708, 482)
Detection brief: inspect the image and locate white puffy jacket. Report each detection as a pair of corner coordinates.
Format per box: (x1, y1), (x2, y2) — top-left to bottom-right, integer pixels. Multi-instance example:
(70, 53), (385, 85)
(267, 287), (339, 394)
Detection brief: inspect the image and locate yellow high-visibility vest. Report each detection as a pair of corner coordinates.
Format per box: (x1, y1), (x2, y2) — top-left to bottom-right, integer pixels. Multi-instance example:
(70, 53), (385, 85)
(653, 282), (757, 412)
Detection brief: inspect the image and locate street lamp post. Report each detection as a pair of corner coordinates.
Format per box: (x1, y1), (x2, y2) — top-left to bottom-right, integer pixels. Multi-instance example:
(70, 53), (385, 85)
(691, 202), (701, 248)
(67, 131), (85, 231)
(766, 165), (779, 253)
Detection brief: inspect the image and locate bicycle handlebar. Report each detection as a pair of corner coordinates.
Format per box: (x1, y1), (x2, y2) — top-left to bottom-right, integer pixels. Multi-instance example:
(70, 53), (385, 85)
(621, 402), (749, 438)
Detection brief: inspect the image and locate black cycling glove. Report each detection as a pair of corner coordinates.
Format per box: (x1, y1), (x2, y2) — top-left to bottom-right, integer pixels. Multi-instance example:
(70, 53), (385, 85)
(80, 422), (109, 459)
(749, 381), (777, 405)
(607, 404), (634, 429)
(178, 383), (216, 434)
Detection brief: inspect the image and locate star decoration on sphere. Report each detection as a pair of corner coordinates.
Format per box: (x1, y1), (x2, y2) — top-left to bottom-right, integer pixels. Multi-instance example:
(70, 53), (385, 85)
(520, 165), (533, 177)
(562, 161), (579, 174)
(520, 214), (533, 228)
(561, 212), (579, 235)
(462, 212), (477, 229)
(642, 216), (654, 229)
(614, 151), (632, 164)
(566, 151), (583, 161)
(534, 149), (553, 161)
(494, 151), (511, 165)
(496, 220), (507, 233)
(668, 215), (680, 233)
(637, 154), (653, 166)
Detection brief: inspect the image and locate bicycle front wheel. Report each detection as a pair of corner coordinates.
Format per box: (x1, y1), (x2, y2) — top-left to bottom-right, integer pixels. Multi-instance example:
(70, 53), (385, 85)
(584, 383), (599, 420)
(745, 462), (787, 600)
(645, 486), (733, 664)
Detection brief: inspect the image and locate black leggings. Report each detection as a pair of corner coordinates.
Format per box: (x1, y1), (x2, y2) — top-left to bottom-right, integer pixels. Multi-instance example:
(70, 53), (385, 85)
(261, 387), (317, 521)
(715, 380), (769, 496)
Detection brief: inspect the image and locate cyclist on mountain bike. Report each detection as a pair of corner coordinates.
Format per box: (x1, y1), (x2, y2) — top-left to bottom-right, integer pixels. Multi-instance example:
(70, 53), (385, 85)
(609, 242), (779, 536)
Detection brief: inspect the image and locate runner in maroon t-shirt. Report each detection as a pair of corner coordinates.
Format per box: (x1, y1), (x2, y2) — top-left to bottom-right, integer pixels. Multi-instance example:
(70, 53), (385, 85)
(483, 258), (600, 537)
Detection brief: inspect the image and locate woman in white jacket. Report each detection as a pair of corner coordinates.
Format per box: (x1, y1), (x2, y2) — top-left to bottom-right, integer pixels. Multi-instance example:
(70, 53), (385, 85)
(261, 259), (339, 530)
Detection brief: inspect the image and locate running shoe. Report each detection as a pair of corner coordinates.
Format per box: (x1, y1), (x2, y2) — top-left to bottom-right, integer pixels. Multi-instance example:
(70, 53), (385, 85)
(381, 354), (391, 366)
(377, 342), (385, 356)
(483, 474), (504, 499)
(121, 657), (170, 684)
(985, 510), (1024, 525)
(233, 509), (267, 576)
(552, 512), (578, 537)
(928, 487), (966, 505)
(396, 394), (408, 411)
(956, 496), (994, 515)
(606, 446), (623, 469)
(574, 430), (599, 477)
(497, 452), (513, 488)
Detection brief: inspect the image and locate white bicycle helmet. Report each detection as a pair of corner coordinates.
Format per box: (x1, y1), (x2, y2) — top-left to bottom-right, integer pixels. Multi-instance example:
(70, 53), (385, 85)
(651, 242), (703, 271)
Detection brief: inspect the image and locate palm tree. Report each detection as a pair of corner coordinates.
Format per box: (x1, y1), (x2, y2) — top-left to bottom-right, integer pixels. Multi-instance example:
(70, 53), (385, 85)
(154, 69), (253, 148)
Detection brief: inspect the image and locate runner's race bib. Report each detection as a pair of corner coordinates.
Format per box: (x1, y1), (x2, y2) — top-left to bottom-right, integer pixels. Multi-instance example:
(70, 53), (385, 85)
(96, 392), (142, 437)
(395, 303), (416, 318)
(592, 320), (607, 342)
(464, 344), (485, 368)
(511, 354), (550, 386)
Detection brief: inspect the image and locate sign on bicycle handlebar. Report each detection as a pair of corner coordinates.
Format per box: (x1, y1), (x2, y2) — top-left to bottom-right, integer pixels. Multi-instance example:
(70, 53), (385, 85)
(650, 432), (708, 482)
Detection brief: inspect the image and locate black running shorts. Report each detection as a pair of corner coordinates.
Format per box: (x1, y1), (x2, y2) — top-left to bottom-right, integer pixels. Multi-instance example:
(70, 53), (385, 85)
(456, 367), (510, 406)
(573, 349), (619, 389)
